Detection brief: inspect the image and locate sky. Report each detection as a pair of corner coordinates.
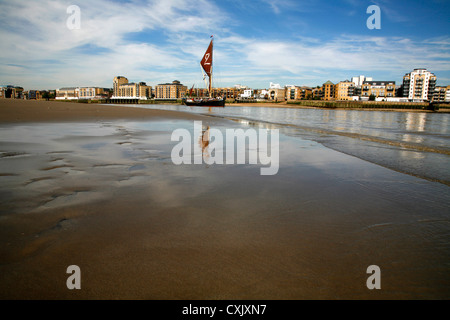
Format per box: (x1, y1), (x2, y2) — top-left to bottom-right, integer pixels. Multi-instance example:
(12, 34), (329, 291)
(0, 0), (449, 90)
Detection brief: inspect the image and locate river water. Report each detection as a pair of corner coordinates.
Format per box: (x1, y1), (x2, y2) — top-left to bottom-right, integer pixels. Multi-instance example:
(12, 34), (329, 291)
(119, 104), (450, 185)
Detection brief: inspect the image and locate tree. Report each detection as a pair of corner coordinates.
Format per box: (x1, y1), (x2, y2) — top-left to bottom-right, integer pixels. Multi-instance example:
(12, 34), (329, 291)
(369, 94), (376, 101)
(42, 91), (50, 101)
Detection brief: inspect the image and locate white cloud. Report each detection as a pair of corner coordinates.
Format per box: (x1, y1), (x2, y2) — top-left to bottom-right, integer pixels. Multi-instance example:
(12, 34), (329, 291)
(210, 34), (450, 86)
(0, 0), (228, 88)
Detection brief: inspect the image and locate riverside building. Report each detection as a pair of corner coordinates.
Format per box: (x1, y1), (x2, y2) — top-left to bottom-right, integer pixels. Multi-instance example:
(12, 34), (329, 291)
(0, 85), (24, 99)
(56, 87), (108, 100)
(113, 76), (129, 97)
(286, 86), (312, 101)
(155, 80), (187, 99)
(361, 81), (396, 100)
(111, 76), (152, 101)
(322, 81), (335, 101)
(335, 80), (354, 101)
(432, 86), (450, 103)
(402, 69), (437, 102)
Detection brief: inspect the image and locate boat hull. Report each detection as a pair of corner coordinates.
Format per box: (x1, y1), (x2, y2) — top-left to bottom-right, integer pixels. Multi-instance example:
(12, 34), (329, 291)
(183, 98), (225, 107)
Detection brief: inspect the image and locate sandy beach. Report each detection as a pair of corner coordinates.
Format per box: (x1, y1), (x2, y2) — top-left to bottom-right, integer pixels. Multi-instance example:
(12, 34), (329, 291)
(0, 99), (449, 300)
(0, 99), (212, 123)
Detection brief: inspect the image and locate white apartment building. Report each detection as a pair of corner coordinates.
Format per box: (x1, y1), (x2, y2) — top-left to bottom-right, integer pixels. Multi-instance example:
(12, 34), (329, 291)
(269, 82), (283, 89)
(402, 68), (437, 102)
(239, 89), (253, 99)
(352, 75), (373, 87)
(56, 87), (107, 100)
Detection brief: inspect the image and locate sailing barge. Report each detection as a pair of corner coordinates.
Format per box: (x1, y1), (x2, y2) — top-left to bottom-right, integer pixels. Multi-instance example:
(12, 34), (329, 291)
(183, 36), (225, 107)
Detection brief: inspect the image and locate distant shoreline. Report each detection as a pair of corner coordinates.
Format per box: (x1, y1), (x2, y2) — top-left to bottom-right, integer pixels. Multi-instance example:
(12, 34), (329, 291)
(2, 99), (448, 122)
(228, 101), (450, 113)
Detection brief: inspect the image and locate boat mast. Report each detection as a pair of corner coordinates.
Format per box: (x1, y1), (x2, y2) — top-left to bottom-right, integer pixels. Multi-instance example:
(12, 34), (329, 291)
(209, 36), (213, 98)
(200, 36), (214, 98)
(200, 64), (208, 95)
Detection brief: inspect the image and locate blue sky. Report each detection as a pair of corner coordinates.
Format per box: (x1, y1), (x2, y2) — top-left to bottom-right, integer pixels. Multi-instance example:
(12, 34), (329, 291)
(0, 0), (449, 90)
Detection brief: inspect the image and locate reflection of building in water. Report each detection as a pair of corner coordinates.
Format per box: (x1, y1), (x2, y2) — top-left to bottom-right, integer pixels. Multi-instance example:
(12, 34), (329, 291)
(199, 125), (210, 161)
(403, 113), (426, 144)
(405, 113), (426, 132)
(399, 149), (425, 161)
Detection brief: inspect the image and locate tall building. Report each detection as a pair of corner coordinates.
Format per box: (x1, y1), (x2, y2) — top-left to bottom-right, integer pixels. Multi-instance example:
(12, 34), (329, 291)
(112, 76), (152, 99)
(335, 80), (354, 101)
(322, 81), (335, 100)
(113, 76), (128, 97)
(402, 69), (437, 101)
(155, 80), (187, 99)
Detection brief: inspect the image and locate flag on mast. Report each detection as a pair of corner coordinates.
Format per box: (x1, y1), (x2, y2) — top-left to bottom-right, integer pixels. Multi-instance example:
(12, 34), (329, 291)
(200, 39), (213, 78)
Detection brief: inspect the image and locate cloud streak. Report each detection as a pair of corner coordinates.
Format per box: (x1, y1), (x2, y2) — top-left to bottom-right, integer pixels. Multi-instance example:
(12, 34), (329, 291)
(215, 34), (450, 84)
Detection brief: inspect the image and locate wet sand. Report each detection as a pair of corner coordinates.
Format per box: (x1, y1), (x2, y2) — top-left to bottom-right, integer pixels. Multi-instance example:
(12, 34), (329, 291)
(0, 99), (211, 123)
(0, 99), (449, 300)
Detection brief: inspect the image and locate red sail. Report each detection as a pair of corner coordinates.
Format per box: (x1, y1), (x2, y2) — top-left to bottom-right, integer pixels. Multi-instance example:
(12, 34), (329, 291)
(200, 40), (213, 77)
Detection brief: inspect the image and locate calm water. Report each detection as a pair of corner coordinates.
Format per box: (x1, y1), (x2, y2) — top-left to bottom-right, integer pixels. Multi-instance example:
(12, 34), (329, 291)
(115, 104), (450, 185)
